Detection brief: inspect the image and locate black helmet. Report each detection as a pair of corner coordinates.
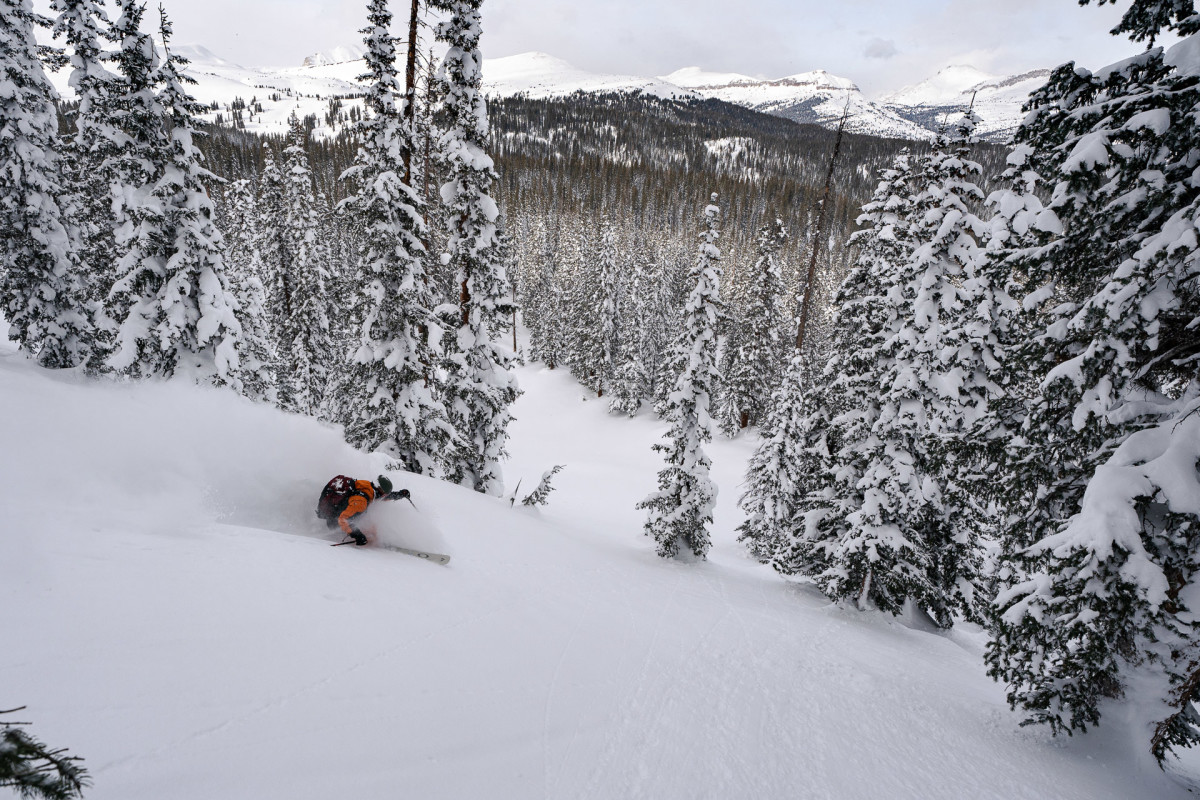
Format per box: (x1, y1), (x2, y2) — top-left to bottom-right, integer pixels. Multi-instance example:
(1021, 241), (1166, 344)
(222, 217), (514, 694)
(375, 475), (393, 497)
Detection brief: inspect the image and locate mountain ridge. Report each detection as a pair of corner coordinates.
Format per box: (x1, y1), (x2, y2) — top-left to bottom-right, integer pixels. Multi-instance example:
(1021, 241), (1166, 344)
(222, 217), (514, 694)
(46, 43), (1041, 143)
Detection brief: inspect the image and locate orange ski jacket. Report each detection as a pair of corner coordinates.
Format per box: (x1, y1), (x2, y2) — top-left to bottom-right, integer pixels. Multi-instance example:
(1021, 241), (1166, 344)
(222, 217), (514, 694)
(338, 479), (377, 535)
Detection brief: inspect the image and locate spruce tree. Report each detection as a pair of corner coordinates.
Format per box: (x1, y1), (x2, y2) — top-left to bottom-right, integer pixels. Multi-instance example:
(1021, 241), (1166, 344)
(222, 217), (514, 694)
(719, 219), (788, 435)
(608, 249), (652, 416)
(736, 354), (830, 562)
(767, 138), (991, 627)
(276, 115), (334, 412)
(986, 11), (1200, 761)
(0, 708), (89, 800)
(431, 0), (519, 494)
(767, 155), (919, 591)
(0, 0), (88, 368)
(595, 220), (621, 397)
(335, 0), (456, 475)
(256, 155), (290, 366)
(105, 8), (242, 385)
(523, 218), (569, 370)
(637, 193), (723, 560)
(223, 178), (277, 401)
(50, 0), (120, 366)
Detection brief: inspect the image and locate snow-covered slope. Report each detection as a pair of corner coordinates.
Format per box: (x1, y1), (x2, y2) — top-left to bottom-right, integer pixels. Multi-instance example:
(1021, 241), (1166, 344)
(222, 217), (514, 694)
(884, 65), (1000, 107)
(44, 39), (1037, 142)
(484, 52), (693, 100)
(882, 65), (1051, 142)
(663, 66), (933, 141)
(1, 321), (1194, 798)
(302, 45), (366, 67)
(46, 42), (367, 139)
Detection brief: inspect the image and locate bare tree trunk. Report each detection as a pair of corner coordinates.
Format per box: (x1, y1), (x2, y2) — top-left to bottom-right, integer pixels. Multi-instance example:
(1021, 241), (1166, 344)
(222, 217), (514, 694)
(795, 102), (850, 352)
(403, 0), (420, 184)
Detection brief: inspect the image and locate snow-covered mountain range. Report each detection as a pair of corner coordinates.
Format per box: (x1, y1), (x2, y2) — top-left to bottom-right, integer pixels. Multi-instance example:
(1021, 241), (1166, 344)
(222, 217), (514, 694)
(46, 45), (1044, 143)
(882, 65), (1051, 141)
(660, 65), (930, 140)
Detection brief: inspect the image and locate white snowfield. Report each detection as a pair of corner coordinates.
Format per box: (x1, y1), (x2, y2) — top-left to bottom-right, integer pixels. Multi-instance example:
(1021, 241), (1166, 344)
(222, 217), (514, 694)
(1, 328), (1190, 799)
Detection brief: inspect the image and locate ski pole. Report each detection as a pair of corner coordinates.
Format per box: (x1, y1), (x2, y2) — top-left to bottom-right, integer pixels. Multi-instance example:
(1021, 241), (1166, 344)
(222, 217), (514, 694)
(405, 496), (419, 512)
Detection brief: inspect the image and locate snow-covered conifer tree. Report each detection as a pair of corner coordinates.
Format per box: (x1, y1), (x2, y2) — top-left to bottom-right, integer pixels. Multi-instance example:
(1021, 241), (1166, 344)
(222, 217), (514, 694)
(769, 136), (989, 628)
(986, 8), (1200, 761)
(719, 219), (789, 436)
(595, 221), (621, 397)
(256, 156), (288, 349)
(736, 354), (829, 562)
(335, 0), (456, 475)
(0, 0), (89, 368)
(637, 193), (723, 560)
(274, 115), (335, 412)
(524, 218), (569, 370)
(222, 178), (276, 401)
(431, 0), (519, 494)
(99, 0), (167, 374)
(559, 230), (600, 388)
(756, 157), (916, 575)
(50, 0), (121, 365)
(105, 9), (242, 385)
(608, 249), (652, 416)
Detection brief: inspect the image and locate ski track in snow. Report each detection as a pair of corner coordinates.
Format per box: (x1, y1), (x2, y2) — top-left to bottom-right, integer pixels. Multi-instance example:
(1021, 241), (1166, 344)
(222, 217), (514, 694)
(1, 328), (1196, 798)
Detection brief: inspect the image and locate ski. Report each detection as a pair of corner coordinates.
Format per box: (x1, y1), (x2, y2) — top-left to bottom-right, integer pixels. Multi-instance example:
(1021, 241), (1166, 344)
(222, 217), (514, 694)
(332, 539), (450, 565)
(378, 544), (451, 565)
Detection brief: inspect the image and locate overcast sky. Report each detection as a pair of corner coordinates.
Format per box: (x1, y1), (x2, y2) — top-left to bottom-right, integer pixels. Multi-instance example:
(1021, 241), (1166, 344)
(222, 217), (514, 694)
(35, 0), (1154, 97)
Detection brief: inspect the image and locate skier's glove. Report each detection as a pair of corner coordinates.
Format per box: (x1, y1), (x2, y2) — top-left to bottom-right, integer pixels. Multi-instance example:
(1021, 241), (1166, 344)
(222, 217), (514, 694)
(397, 489), (410, 499)
(351, 530), (367, 546)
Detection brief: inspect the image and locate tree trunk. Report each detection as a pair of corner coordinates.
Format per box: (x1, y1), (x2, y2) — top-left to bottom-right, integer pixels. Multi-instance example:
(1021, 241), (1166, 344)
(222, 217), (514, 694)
(402, 0), (420, 184)
(795, 102), (850, 352)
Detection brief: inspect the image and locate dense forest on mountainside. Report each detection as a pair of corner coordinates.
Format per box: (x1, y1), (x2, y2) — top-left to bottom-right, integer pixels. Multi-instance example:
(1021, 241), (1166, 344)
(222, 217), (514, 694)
(192, 91), (1004, 348)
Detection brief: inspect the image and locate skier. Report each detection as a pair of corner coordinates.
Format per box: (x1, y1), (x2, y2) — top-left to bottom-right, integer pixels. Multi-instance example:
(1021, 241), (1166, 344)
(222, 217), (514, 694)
(317, 474), (411, 546)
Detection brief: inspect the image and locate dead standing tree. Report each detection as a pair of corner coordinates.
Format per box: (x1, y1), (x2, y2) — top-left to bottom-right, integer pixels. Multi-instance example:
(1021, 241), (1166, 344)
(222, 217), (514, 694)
(794, 100), (851, 352)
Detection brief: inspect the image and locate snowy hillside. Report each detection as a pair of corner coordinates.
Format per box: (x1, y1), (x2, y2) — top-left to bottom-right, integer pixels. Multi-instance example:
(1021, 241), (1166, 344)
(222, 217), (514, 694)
(301, 45), (367, 67)
(46, 42), (367, 140)
(882, 66), (1052, 141)
(883, 65), (1001, 106)
(45, 42), (1039, 142)
(662, 66), (933, 141)
(484, 52), (694, 101)
(2, 323), (1193, 799)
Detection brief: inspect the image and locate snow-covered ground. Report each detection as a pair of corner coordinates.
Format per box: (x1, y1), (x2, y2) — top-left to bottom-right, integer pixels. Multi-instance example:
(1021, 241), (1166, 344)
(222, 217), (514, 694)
(2, 327), (1193, 798)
